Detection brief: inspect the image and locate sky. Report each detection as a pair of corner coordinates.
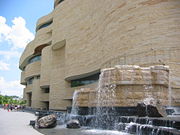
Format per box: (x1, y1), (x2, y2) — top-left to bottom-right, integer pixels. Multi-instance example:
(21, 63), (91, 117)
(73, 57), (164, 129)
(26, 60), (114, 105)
(0, 0), (53, 97)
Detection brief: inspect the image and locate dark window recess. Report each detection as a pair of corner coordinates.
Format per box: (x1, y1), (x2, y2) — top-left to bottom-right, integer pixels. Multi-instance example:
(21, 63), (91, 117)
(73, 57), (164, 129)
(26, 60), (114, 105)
(58, 0), (64, 4)
(37, 20), (53, 31)
(36, 75), (40, 79)
(27, 77), (33, 85)
(43, 88), (50, 93)
(22, 66), (26, 71)
(71, 72), (100, 87)
(28, 55), (41, 64)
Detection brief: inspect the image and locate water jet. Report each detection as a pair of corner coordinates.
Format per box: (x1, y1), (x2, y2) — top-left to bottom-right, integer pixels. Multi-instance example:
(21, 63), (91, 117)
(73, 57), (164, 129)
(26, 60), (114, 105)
(66, 65), (180, 134)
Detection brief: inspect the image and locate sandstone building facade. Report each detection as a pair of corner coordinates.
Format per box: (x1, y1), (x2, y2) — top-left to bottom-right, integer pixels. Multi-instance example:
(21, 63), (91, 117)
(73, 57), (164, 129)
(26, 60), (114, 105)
(19, 0), (180, 111)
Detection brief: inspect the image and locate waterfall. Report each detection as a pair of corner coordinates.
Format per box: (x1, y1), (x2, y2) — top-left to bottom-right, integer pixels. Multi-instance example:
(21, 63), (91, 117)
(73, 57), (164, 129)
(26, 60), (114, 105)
(168, 69), (172, 107)
(62, 65), (179, 135)
(94, 68), (117, 128)
(71, 90), (79, 115)
(96, 69), (117, 113)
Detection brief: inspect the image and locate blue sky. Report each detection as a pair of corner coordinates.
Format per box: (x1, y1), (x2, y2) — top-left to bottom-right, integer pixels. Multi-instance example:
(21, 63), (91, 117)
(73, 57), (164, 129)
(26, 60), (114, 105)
(0, 0), (53, 96)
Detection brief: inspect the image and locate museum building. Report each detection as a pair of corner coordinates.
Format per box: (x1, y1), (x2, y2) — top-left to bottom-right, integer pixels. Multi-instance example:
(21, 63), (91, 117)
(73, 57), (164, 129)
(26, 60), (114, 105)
(19, 0), (180, 111)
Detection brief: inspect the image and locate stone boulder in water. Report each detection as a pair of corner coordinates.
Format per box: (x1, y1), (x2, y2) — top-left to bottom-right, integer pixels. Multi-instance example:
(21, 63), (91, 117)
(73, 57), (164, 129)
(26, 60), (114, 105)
(136, 103), (147, 117)
(66, 119), (81, 129)
(136, 103), (163, 117)
(37, 114), (57, 128)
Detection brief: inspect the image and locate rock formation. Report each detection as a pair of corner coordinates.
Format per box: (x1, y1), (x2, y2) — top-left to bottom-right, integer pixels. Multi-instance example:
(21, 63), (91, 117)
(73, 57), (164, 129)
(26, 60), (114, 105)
(37, 114), (57, 128)
(66, 119), (81, 129)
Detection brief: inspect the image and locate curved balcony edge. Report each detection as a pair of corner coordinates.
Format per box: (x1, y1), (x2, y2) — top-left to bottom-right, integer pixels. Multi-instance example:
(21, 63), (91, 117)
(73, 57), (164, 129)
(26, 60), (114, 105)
(54, 0), (64, 8)
(24, 61), (41, 81)
(20, 71), (26, 85)
(36, 12), (53, 32)
(52, 39), (66, 51)
(19, 40), (51, 70)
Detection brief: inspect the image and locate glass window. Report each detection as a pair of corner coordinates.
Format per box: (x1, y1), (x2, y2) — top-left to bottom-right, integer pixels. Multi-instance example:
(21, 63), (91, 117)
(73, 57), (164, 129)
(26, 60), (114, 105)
(37, 20), (53, 31)
(42, 88), (50, 93)
(58, 0), (64, 4)
(36, 75), (40, 79)
(22, 66), (26, 71)
(71, 72), (100, 87)
(28, 55), (41, 64)
(27, 77), (33, 85)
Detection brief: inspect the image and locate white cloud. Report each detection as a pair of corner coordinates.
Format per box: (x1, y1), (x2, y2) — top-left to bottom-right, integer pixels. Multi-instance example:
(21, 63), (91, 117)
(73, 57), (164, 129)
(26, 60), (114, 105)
(0, 16), (34, 49)
(0, 50), (21, 60)
(0, 61), (9, 70)
(0, 16), (32, 97)
(0, 76), (24, 97)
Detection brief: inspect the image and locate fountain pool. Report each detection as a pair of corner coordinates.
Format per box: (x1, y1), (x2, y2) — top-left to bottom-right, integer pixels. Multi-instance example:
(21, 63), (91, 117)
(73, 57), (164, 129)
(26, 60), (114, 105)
(37, 65), (180, 135)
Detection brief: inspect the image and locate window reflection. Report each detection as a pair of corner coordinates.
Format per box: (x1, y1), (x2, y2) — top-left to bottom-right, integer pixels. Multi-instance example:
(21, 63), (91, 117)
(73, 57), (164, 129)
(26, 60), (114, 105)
(57, 0), (64, 5)
(37, 20), (53, 31)
(27, 77), (33, 85)
(28, 55), (41, 64)
(71, 72), (100, 87)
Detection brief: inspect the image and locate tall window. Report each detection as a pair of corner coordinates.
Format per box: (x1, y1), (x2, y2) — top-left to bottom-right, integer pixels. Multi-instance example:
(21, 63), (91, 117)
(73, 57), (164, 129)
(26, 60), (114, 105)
(71, 72), (100, 87)
(44, 88), (50, 93)
(36, 75), (40, 79)
(27, 77), (33, 85)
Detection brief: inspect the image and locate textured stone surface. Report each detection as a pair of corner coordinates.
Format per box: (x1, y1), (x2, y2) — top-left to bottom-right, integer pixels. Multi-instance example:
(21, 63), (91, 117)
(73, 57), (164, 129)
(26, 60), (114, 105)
(20, 0), (180, 110)
(74, 65), (170, 107)
(136, 103), (163, 117)
(37, 114), (57, 128)
(66, 119), (81, 129)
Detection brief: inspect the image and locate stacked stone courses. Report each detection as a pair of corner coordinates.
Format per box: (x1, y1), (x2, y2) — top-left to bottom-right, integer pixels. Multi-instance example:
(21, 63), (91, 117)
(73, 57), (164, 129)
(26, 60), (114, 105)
(20, 0), (180, 110)
(74, 65), (170, 107)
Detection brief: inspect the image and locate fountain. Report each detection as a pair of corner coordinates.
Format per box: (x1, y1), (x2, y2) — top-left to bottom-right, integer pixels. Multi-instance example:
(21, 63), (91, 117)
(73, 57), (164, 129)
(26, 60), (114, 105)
(65, 65), (180, 134)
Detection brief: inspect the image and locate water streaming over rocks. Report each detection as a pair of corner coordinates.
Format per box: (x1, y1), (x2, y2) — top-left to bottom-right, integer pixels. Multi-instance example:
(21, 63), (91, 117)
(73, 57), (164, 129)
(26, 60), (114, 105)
(71, 90), (80, 115)
(168, 69), (172, 107)
(56, 65), (180, 135)
(95, 68), (117, 128)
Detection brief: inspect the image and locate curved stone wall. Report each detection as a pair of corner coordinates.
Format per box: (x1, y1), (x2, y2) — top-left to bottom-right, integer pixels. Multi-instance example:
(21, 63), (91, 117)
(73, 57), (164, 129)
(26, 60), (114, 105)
(19, 41), (35, 68)
(24, 85), (33, 93)
(40, 46), (51, 87)
(36, 12), (53, 31)
(52, 0), (180, 80)
(54, 0), (64, 8)
(20, 0), (180, 109)
(20, 71), (26, 85)
(24, 61), (41, 80)
(20, 12), (53, 69)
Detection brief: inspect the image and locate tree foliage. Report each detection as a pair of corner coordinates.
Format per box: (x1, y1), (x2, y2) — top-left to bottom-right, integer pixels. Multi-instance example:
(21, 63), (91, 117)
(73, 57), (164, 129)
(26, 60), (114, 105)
(0, 95), (26, 105)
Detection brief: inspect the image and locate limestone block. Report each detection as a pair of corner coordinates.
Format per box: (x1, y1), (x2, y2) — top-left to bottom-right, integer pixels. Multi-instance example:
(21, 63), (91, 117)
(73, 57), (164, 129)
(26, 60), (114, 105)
(73, 65), (170, 107)
(126, 92), (145, 99)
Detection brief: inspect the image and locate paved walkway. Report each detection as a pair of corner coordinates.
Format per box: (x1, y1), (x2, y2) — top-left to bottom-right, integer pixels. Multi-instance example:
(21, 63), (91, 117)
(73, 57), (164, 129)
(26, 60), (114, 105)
(0, 108), (43, 135)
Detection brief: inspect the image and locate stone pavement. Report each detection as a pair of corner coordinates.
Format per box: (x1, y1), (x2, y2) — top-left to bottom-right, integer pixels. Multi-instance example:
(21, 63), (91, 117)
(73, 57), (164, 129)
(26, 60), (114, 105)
(0, 108), (42, 135)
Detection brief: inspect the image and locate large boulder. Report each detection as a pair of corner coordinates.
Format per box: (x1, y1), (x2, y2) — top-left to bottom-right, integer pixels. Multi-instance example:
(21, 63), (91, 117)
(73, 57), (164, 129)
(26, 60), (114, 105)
(66, 119), (81, 129)
(146, 104), (163, 117)
(136, 102), (163, 117)
(37, 114), (57, 128)
(136, 103), (147, 117)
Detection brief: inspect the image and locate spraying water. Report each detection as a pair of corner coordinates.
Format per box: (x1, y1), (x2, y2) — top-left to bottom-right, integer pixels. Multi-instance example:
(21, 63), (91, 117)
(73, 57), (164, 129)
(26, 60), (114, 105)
(71, 90), (80, 115)
(168, 69), (172, 107)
